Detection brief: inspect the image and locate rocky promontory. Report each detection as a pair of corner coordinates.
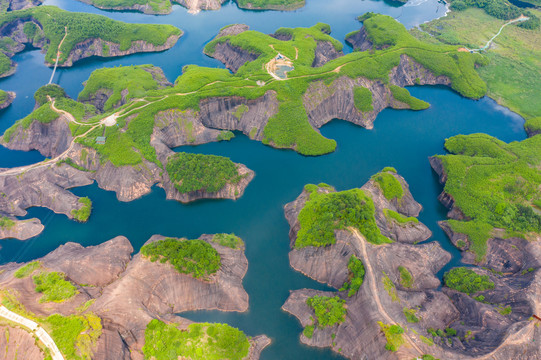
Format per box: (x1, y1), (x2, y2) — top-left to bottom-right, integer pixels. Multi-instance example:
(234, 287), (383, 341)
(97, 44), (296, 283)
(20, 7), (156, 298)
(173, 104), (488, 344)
(0, 217), (44, 240)
(282, 171), (541, 360)
(0, 234), (270, 359)
(0, 91), (15, 109)
(1, 0), (42, 11)
(0, 6), (182, 78)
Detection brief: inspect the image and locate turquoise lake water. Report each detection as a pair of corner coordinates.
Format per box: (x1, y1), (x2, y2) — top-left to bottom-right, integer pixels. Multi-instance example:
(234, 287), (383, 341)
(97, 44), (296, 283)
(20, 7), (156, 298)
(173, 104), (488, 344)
(0, 0), (528, 359)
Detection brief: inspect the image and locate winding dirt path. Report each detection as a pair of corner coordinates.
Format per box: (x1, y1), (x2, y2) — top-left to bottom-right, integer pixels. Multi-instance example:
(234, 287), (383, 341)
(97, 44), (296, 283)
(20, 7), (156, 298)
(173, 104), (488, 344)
(0, 306), (64, 360)
(350, 228), (423, 356)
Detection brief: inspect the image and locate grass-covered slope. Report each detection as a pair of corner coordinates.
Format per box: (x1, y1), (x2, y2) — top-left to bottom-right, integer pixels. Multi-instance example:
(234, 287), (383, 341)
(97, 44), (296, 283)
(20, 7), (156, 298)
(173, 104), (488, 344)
(433, 133), (541, 261)
(142, 319), (251, 360)
(418, 8), (541, 120)
(295, 184), (391, 248)
(77, 65), (170, 112)
(1, 290), (101, 360)
(0, 6), (181, 65)
(140, 238), (221, 279)
(3, 14), (488, 167)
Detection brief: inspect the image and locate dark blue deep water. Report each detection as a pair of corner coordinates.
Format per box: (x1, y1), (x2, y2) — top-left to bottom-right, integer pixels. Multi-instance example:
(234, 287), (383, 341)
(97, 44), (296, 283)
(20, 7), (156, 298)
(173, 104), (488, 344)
(0, 1), (527, 359)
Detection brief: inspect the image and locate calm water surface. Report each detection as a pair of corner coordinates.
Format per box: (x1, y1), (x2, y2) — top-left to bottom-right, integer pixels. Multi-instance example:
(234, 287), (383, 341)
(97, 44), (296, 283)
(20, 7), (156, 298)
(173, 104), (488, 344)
(0, 1), (526, 359)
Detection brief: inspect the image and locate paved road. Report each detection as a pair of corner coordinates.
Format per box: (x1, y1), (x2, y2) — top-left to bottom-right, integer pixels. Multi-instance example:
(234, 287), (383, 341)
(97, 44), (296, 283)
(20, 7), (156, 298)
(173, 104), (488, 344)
(0, 305), (65, 360)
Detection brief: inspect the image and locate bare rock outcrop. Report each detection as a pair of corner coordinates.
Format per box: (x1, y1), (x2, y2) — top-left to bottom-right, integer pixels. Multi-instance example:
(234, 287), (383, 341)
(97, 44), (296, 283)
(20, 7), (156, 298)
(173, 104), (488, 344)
(0, 217), (44, 240)
(0, 234), (269, 359)
(1, 115), (72, 157)
(282, 174), (541, 359)
(0, 326), (45, 360)
(345, 28), (374, 51)
(3, 0), (43, 11)
(206, 41), (260, 73)
(312, 41), (343, 67)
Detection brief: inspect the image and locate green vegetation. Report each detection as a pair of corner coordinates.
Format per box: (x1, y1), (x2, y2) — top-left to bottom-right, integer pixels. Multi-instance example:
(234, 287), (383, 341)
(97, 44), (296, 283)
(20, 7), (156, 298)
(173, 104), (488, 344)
(0, 216), (15, 230)
(140, 238), (221, 279)
(166, 153), (243, 194)
(7, 14), (486, 168)
(44, 313), (102, 360)
(306, 295), (347, 328)
(403, 308), (419, 323)
(34, 84), (67, 106)
(1, 290), (102, 360)
(446, 0), (539, 29)
(216, 130), (235, 141)
(433, 134), (541, 261)
(525, 117), (541, 136)
(33, 271), (78, 303)
(378, 322), (405, 352)
(0, 90), (9, 106)
(142, 319), (250, 360)
(340, 255), (365, 297)
(353, 86), (373, 112)
(0, 6), (181, 65)
(295, 185), (391, 248)
(71, 197), (92, 222)
(371, 171), (404, 200)
(14, 261), (41, 278)
(211, 233), (244, 249)
(497, 305), (512, 315)
(444, 267), (495, 294)
(78, 65), (167, 112)
(382, 271), (399, 302)
(3, 103), (60, 143)
(303, 324), (314, 338)
(418, 8), (541, 120)
(0, 53), (12, 77)
(398, 266), (413, 288)
(389, 85), (430, 110)
(84, 0), (174, 14)
(383, 209), (419, 224)
(237, 0), (305, 10)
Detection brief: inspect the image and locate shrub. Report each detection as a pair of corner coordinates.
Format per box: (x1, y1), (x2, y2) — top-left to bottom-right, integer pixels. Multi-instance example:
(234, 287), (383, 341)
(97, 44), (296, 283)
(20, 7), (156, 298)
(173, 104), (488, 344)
(0, 216), (15, 230)
(296, 186), (391, 248)
(372, 172), (404, 200)
(303, 325), (314, 338)
(33, 272), (78, 303)
(34, 84), (67, 106)
(306, 296), (347, 328)
(71, 197), (92, 222)
(142, 319), (250, 360)
(403, 308), (419, 323)
(340, 255), (365, 297)
(14, 261), (41, 278)
(140, 238), (221, 279)
(166, 153), (242, 194)
(353, 86), (373, 112)
(398, 266), (413, 288)
(211, 233), (244, 249)
(378, 322), (405, 352)
(444, 267), (495, 294)
(383, 209), (419, 224)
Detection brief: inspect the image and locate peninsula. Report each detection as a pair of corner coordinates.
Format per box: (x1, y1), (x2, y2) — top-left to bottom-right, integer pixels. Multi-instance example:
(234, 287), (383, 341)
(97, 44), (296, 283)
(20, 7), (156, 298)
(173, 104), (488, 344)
(0, 234), (270, 359)
(283, 170), (541, 359)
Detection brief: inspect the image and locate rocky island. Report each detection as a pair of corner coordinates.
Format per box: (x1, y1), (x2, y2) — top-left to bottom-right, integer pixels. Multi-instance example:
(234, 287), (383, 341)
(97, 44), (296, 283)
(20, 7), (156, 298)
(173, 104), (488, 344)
(0, 6), (182, 77)
(282, 169), (541, 359)
(0, 233), (270, 359)
(0, 89), (15, 109)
